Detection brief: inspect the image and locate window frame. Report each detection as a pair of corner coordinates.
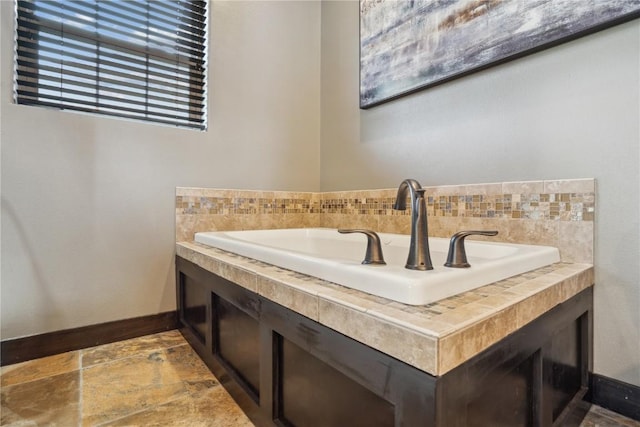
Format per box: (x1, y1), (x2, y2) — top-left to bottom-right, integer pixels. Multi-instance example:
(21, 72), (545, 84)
(14, 0), (208, 130)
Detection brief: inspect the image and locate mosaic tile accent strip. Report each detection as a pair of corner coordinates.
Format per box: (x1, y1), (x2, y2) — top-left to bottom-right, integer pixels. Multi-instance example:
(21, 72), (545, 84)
(177, 180), (595, 222)
(318, 179), (595, 221)
(176, 196), (322, 215)
(426, 192), (595, 221)
(176, 179), (595, 263)
(175, 189), (323, 242)
(318, 192), (595, 221)
(319, 197), (399, 215)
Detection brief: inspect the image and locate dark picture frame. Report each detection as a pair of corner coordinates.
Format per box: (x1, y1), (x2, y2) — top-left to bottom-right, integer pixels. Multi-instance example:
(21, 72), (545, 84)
(360, 0), (640, 109)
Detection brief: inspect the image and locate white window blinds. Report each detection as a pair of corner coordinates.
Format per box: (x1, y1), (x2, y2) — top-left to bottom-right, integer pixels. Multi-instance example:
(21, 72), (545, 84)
(15, 0), (207, 130)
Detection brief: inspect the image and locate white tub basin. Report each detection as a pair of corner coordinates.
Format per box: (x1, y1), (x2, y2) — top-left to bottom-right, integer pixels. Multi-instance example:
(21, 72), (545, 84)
(194, 228), (560, 305)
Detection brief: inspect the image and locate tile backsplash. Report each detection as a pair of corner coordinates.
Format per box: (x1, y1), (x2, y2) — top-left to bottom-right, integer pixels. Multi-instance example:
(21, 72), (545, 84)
(176, 179), (594, 263)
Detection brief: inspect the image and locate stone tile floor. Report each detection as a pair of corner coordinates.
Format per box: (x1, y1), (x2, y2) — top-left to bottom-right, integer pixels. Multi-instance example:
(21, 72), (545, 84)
(0, 330), (637, 426)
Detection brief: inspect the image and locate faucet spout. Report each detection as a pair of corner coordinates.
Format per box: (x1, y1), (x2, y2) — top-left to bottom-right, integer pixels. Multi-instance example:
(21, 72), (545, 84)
(394, 179), (433, 271)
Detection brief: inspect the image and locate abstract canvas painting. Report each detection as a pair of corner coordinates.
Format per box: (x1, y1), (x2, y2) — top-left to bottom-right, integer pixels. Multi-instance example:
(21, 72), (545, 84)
(360, 0), (640, 108)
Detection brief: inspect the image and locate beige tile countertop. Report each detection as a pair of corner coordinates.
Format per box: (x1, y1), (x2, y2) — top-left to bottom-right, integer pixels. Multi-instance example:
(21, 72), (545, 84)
(176, 241), (594, 377)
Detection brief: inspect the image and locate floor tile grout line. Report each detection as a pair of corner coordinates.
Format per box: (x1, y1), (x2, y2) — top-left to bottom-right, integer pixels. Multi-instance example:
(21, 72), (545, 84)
(78, 337), (191, 426)
(79, 359), (84, 427)
(593, 407), (640, 426)
(77, 331), (184, 360)
(80, 341), (190, 370)
(0, 336), (189, 388)
(103, 394), (190, 427)
(0, 371), (82, 393)
(0, 353), (82, 388)
(88, 385), (193, 427)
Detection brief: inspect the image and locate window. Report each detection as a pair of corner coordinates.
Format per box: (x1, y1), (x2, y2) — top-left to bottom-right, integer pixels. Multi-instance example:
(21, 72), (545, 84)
(14, 0), (207, 130)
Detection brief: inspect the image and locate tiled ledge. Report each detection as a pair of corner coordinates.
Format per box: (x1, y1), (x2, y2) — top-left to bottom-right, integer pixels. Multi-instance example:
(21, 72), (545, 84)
(176, 241), (594, 376)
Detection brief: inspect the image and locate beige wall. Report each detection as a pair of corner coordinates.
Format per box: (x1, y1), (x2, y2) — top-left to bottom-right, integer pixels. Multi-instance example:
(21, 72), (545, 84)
(1, 0), (638, 390)
(0, 1), (321, 338)
(320, 2), (639, 387)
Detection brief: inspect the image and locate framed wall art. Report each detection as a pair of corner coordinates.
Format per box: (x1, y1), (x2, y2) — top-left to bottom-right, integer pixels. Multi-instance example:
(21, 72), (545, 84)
(360, 0), (640, 108)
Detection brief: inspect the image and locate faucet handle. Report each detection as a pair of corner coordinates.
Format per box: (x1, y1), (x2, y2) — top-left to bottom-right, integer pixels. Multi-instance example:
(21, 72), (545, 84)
(444, 230), (498, 268)
(338, 229), (386, 265)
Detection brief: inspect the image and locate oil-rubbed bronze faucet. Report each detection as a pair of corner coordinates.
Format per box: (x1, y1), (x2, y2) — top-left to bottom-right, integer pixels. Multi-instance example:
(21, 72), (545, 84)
(338, 229), (386, 265)
(393, 179), (433, 271)
(444, 230), (499, 268)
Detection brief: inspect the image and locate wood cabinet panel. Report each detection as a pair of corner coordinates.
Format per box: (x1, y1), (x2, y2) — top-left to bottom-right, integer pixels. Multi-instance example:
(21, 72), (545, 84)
(278, 335), (395, 427)
(179, 272), (208, 344)
(466, 354), (534, 427)
(214, 295), (261, 400)
(176, 256), (592, 427)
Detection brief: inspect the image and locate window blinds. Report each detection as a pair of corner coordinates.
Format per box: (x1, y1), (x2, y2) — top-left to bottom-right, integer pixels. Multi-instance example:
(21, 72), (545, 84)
(15, 0), (207, 130)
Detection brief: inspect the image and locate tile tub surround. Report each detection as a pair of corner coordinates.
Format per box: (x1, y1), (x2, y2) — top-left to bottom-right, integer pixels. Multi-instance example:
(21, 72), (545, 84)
(176, 241), (594, 376)
(175, 178), (595, 376)
(175, 188), (322, 243)
(176, 178), (595, 263)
